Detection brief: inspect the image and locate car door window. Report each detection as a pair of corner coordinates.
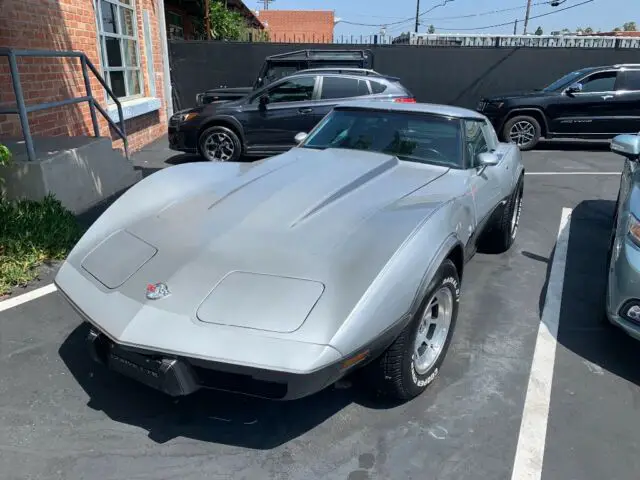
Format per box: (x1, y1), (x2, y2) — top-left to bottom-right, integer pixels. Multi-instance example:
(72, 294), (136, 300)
(620, 70), (640, 91)
(579, 71), (618, 93)
(320, 76), (370, 99)
(258, 76), (316, 104)
(464, 120), (489, 168)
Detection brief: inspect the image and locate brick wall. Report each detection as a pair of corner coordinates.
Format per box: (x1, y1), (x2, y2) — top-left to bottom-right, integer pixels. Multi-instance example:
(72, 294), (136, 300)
(0, 0), (168, 154)
(256, 10), (334, 43)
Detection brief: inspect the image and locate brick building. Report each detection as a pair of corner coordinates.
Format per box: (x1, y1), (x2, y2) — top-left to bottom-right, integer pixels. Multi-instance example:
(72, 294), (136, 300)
(0, 0), (173, 154)
(256, 10), (335, 43)
(165, 0), (263, 40)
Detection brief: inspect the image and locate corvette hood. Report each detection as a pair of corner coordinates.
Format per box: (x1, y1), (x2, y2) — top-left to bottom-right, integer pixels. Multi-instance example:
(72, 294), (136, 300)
(127, 148), (449, 262)
(74, 148), (450, 339)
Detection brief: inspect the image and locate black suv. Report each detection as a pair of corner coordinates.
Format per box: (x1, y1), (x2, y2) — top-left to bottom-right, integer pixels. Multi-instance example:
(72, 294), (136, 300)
(169, 69), (415, 162)
(477, 64), (640, 150)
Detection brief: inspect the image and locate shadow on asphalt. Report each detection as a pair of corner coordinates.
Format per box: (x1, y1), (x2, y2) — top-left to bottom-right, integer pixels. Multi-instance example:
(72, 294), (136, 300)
(537, 199), (640, 386)
(58, 323), (402, 448)
(534, 140), (611, 152)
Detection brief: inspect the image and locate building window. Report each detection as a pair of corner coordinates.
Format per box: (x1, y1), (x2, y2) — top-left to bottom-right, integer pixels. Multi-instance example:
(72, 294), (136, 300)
(166, 11), (184, 40)
(97, 0), (143, 101)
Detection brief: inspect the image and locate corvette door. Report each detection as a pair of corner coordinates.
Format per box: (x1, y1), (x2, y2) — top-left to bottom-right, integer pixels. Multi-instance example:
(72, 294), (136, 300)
(464, 119), (512, 230)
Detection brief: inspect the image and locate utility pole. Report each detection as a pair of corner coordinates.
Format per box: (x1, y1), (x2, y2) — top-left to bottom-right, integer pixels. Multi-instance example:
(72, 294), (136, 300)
(513, 19), (518, 35)
(414, 0), (420, 33)
(261, 0), (273, 10)
(523, 0), (532, 34)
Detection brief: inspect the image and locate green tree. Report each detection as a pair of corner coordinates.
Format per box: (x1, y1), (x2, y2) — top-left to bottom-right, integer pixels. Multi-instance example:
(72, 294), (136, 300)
(623, 21), (637, 31)
(534, 26), (543, 35)
(427, 24), (436, 34)
(613, 26), (622, 32)
(208, 0), (248, 40)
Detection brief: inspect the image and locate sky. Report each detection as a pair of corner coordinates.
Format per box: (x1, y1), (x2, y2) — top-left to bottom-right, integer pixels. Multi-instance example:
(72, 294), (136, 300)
(251, 0), (636, 38)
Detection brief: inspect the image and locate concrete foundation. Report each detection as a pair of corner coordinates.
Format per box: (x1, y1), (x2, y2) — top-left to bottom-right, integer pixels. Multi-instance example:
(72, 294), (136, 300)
(0, 136), (141, 214)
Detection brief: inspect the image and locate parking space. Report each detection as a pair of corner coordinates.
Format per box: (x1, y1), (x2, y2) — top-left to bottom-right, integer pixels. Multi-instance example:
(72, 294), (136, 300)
(0, 141), (635, 480)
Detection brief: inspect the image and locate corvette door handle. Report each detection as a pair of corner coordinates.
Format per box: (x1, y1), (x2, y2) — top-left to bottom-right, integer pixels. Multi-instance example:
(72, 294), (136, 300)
(602, 95), (614, 100)
(298, 107), (313, 114)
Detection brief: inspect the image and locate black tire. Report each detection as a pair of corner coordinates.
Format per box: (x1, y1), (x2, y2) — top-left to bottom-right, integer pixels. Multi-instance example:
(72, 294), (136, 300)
(502, 115), (542, 151)
(482, 176), (524, 254)
(369, 259), (460, 401)
(198, 125), (242, 162)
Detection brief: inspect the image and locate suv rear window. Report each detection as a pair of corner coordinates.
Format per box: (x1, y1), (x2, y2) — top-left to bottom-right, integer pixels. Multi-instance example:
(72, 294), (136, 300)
(369, 80), (388, 94)
(320, 76), (370, 99)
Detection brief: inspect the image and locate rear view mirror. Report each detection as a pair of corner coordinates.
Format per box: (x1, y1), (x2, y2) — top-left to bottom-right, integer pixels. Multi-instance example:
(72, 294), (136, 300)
(294, 132), (308, 144)
(477, 152), (499, 166)
(611, 134), (640, 160)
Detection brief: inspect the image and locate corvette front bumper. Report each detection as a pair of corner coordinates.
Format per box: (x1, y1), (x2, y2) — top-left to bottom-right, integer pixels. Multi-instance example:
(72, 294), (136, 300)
(85, 324), (347, 400)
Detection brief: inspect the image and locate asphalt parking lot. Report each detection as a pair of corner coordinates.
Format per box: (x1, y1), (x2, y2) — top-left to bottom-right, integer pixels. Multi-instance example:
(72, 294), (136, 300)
(1, 138), (637, 480)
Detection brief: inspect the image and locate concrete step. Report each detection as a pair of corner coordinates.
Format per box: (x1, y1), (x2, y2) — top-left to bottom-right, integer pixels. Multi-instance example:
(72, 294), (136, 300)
(0, 135), (142, 214)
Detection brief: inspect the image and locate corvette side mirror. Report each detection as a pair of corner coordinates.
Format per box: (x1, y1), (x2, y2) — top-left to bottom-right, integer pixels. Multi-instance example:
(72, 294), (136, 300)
(477, 152), (499, 166)
(611, 134), (640, 161)
(294, 132), (308, 144)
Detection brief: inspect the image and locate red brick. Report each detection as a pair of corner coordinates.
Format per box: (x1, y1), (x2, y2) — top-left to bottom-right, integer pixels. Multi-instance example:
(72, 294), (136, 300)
(0, 0), (168, 153)
(256, 10), (335, 43)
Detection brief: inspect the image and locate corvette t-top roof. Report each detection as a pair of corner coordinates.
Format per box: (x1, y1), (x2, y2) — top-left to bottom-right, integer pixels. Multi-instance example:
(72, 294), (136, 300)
(334, 99), (487, 121)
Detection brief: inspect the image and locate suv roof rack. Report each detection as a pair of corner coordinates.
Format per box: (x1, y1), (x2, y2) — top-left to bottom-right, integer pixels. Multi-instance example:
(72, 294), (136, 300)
(294, 67), (382, 76)
(265, 49), (373, 61)
(291, 67), (400, 82)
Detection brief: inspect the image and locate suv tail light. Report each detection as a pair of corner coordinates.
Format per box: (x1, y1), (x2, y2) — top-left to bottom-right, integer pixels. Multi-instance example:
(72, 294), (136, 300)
(394, 97), (417, 103)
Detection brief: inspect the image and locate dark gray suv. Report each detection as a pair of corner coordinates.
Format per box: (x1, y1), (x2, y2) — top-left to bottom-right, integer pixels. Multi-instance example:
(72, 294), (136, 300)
(169, 69), (416, 162)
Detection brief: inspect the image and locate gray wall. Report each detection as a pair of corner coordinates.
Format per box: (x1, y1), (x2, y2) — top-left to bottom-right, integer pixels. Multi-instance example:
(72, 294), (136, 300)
(168, 40), (640, 110)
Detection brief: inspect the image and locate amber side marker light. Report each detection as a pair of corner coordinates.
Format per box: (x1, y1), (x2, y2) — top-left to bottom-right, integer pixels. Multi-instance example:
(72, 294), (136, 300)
(341, 350), (370, 370)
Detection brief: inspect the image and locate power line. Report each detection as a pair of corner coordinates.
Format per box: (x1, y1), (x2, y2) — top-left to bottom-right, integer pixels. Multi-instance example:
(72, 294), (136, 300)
(427, 0), (595, 32)
(383, 0), (558, 35)
(338, 0), (456, 27)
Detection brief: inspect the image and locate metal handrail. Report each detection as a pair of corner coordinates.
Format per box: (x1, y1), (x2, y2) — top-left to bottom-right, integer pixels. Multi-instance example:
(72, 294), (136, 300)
(0, 48), (129, 161)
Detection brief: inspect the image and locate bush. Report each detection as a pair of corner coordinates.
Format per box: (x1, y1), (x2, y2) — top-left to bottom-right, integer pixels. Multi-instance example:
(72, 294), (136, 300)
(0, 194), (84, 295)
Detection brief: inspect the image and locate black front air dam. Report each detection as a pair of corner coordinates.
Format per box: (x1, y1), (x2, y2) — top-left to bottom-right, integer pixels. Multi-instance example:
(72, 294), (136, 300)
(86, 329), (201, 397)
(85, 327), (345, 400)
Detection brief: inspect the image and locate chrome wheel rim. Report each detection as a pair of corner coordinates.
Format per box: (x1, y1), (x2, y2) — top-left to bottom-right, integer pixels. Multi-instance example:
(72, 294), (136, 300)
(413, 287), (453, 375)
(509, 121), (535, 146)
(511, 189), (522, 238)
(203, 131), (235, 161)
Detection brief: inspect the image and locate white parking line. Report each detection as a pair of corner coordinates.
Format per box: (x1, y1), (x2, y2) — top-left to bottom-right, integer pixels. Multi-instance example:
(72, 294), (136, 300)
(525, 172), (620, 175)
(0, 283), (58, 313)
(510, 207), (572, 480)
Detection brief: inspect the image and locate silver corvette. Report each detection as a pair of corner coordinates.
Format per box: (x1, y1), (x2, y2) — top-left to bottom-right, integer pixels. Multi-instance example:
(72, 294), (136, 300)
(54, 100), (524, 401)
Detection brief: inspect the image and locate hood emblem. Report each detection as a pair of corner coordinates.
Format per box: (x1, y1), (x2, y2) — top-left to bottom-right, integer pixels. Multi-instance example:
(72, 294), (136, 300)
(146, 282), (170, 300)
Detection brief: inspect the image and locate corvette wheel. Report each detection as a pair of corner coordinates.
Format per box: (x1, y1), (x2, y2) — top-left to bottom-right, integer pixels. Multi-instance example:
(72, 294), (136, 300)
(372, 259), (460, 401)
(482, 175), (523, 253)
(198, 125), (242, 162)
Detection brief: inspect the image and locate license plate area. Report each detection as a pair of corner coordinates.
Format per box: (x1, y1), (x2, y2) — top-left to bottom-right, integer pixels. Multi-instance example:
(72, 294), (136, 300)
(107, 346), (165, 390)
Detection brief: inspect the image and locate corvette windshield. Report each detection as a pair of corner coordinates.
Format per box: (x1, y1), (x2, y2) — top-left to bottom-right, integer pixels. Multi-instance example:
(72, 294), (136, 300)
(301, 109), (463, 168)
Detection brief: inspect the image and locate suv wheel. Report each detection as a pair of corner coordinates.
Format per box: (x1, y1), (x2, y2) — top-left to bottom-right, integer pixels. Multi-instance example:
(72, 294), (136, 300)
(503, 115), (541, 151)
(198, 125), (242, 162)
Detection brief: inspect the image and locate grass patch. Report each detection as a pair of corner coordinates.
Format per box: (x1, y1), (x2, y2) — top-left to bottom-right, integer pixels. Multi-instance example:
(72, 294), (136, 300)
(0, 194), (84, 295)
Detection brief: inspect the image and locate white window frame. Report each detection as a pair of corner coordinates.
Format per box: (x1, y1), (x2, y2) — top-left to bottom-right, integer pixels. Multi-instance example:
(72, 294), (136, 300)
(96, 0), (144, 103)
